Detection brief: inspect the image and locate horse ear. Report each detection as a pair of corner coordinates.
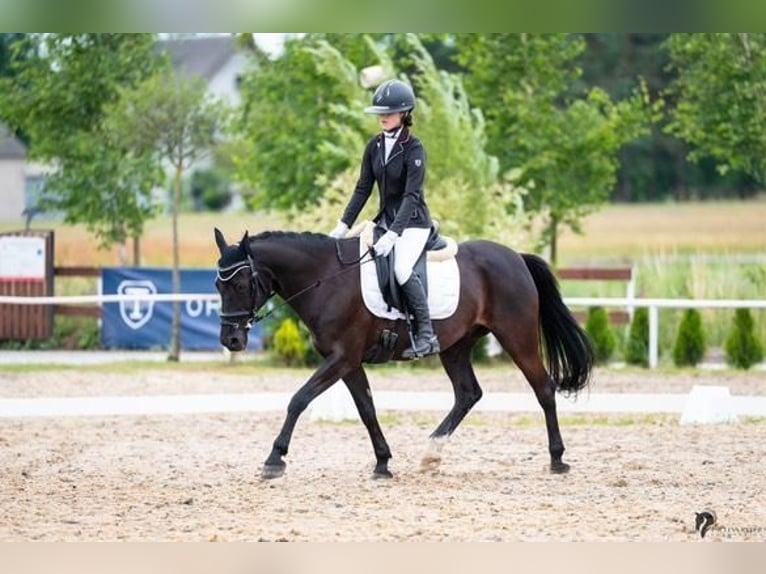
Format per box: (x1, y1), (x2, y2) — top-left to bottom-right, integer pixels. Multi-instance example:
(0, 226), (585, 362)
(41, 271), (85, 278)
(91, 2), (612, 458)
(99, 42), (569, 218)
(214, 228), (227, 256)
(239, 231), (250, 254)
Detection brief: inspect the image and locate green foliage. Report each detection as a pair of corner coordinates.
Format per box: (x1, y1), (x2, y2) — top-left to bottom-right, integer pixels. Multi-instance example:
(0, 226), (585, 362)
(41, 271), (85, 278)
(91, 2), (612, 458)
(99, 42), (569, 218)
(672, 309), (706, 367)
(0, 317), (100, 351)
(454, 33), (658, 262)
(288, 34), (528, 245)
(625, 307), (650, 367)
(106, 69), (231, 360)
(666, 34), (766, 186)
(585, 306), (616, 365)
(273, 318), (309, 366)
(471, 336), (491, 364)
(234, 36), (357, 210)
(725, 309), (764, 370)
(0, 34), (163, 247)
(191, 169), (231, 211)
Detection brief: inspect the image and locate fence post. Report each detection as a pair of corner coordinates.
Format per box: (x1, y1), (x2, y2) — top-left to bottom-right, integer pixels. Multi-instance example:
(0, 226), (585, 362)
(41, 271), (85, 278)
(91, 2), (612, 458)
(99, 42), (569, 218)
(649, 305), (659, 369)
(626, 265), (637, 320)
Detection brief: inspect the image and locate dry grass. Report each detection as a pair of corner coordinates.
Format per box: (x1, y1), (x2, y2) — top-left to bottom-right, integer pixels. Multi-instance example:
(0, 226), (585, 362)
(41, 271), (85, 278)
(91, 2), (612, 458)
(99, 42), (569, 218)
(2, 198), (764, 267)
(557, 198), (766, 264)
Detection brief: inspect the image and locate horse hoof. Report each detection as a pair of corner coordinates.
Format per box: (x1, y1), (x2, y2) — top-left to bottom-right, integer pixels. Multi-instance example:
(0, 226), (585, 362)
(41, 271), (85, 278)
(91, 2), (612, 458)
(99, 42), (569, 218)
(372, 469), (393, 480)
(261, 464), (286, 479)
(419, 455), (442, 473)
(550, 461), (570, 474)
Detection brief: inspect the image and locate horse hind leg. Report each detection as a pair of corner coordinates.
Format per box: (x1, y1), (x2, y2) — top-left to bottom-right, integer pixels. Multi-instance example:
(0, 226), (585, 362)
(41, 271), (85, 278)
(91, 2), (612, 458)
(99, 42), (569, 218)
(492, 326), (570, 474)
(421, 333), (485, 473)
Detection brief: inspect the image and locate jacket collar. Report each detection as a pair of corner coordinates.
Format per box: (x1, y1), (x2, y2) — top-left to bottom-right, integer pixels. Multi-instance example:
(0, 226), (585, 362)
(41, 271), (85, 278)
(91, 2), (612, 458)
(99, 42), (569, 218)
(378, 128), (410, 164)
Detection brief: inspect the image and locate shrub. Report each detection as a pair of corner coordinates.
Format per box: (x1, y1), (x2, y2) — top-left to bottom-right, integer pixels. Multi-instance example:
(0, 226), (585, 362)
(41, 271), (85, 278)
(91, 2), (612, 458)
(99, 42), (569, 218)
(471, 335), (491, 364)
(585, 306), (616, 365)
(673, 309), (706, 367)
(272, 318), (308, 366)
(625, 307), (649, 367)
(725, 309), (764, 370)
(190, 169), (231, 212)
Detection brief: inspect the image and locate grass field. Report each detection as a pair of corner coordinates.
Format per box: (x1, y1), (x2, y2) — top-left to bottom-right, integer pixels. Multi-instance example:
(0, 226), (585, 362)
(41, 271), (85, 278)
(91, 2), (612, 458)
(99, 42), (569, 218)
(2, 198), (765, 268)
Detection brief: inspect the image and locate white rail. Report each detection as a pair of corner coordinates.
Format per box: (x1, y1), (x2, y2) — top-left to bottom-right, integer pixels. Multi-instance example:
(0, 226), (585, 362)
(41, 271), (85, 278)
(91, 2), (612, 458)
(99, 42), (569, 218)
(565, 297), (766, 368)
(1, 293), (764, 369)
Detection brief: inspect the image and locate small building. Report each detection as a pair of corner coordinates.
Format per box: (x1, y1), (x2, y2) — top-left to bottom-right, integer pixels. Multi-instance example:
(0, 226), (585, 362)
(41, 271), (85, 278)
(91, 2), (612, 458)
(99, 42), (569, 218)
(155, 34), (250, 107)
(0, 123), (28, 222)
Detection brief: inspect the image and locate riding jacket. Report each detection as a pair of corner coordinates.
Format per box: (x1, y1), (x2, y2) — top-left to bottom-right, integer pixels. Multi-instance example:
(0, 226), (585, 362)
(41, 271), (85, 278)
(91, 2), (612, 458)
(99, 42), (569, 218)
(340, 128), (433, 235)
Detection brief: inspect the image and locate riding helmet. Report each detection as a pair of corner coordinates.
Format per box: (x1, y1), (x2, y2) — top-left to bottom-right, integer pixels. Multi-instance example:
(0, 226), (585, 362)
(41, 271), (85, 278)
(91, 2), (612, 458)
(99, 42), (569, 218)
(365, 79), (416, 115)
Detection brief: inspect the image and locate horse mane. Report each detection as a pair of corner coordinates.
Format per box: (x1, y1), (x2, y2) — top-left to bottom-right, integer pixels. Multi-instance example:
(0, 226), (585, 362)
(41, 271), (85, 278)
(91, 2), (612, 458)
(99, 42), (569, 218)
(251, 230), (334, 246)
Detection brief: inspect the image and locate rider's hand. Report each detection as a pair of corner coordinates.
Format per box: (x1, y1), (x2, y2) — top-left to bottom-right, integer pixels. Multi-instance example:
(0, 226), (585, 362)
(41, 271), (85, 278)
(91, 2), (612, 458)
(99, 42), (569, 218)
(373, 230), (398, 257)
(328, 221), (349, 239)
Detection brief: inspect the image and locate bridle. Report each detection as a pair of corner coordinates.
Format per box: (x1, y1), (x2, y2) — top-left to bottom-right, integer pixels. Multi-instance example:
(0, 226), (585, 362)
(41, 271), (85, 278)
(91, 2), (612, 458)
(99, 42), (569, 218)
(217, 242), (375, 332)
(216, 253), (272, 331)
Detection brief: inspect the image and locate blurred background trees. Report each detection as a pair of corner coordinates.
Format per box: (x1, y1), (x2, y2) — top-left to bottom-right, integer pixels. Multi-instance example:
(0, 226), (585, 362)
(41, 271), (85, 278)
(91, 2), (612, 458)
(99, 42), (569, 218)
(2, 33), (765, 262)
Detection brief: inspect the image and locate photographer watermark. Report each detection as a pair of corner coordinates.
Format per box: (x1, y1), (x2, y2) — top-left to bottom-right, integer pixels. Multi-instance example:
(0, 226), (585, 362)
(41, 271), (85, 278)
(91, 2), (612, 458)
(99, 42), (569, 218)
(694, 509), (765, 539)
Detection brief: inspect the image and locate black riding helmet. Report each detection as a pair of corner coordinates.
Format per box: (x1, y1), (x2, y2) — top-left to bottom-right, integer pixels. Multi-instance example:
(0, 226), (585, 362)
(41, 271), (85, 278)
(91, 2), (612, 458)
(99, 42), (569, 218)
(365, 79), (416, 115)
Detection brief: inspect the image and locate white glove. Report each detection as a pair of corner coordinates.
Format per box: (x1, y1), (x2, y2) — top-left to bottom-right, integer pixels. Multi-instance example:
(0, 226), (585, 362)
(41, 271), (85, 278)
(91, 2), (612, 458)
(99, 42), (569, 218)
(373, 229), (398, 257)
(328, 221), (349, 239)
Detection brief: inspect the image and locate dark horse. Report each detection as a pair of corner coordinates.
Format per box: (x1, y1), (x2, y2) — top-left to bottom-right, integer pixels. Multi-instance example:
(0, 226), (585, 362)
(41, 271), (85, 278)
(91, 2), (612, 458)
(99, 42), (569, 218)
(214, 228), (593, 479)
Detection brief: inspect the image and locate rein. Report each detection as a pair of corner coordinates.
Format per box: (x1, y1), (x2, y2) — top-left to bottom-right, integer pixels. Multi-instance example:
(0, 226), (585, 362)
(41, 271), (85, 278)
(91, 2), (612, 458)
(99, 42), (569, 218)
(218, 244), (375, 329)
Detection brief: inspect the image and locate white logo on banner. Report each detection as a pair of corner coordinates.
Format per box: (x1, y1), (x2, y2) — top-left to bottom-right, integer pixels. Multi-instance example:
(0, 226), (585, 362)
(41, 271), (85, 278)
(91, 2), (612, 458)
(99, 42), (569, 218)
(118, 280), (157, 330)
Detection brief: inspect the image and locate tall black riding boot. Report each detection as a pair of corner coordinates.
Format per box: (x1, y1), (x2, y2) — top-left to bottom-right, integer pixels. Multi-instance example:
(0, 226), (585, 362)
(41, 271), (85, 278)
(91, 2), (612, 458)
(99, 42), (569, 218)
(400, 273), (440, 359)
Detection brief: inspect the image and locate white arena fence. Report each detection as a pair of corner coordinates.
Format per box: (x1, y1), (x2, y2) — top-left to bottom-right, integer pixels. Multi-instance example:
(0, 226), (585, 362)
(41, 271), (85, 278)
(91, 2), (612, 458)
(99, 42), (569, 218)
(2, 292), (764, 370)
(1, 293), (765, 423)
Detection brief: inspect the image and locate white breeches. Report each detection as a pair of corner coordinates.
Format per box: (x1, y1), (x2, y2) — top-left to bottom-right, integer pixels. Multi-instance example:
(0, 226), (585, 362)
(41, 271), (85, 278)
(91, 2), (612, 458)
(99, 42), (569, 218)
(393, 227), (430, 284)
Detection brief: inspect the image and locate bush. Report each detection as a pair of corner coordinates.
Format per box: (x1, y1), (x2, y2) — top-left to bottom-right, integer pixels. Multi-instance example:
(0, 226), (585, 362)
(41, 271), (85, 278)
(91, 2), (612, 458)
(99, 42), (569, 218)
(272, 318), (308, 366)
(190, 169), (231, 212)
(471, 335), (491, 364)
(725, 309), (764, 370)
(625, 307), (649, 367)
(673, 309), (706, 367)
(585, 306), (616, 365)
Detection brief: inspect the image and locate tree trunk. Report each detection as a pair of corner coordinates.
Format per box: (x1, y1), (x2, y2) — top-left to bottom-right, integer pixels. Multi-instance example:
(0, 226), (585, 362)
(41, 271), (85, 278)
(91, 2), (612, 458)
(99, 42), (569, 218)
(167, 163), (184, 362)
(132, 234), (141, 267)
(549, 215), (559, 266)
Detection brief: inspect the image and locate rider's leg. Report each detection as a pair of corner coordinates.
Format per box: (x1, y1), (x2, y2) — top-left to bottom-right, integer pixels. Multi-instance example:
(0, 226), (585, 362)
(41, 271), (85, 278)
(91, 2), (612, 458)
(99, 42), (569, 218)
(394, 228), (440, 358)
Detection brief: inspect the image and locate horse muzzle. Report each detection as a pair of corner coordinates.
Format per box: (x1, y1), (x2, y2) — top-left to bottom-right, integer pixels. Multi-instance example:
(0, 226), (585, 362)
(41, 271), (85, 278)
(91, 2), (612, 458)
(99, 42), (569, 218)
(220, 325), (248, 352)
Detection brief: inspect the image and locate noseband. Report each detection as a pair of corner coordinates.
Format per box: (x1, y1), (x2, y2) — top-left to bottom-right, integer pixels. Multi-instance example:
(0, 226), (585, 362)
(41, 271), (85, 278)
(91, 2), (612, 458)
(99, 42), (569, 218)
(216, 254), (273, 331)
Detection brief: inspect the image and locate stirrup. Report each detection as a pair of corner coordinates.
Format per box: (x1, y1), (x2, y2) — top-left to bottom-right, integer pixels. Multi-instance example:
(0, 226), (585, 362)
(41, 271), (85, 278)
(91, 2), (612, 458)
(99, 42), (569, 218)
(402, 337), (440, 359)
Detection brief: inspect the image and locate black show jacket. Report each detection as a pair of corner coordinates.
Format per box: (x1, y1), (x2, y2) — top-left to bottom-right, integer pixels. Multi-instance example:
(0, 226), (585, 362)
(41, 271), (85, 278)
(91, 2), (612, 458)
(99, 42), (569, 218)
(341, 128), (433, 235)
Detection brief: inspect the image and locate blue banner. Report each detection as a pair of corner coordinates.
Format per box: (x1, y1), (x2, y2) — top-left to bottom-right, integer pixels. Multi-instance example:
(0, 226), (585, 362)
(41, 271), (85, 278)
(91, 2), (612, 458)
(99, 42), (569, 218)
(101, 268), (263, 351)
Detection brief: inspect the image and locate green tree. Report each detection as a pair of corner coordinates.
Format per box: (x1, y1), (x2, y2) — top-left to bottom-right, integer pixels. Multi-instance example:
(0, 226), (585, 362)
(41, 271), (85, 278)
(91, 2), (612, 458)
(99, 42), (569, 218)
(0, 34), (162, 252)
(725, 309), (764, 370)
(585, 306), (616, 365)
(234, 35), (355, 210)
(666, 34), (766, 188)
(106, 71), (230, 361)
(625, 307), (650, 367)
(454, 34), (657, 263)
(672, 308), (706, 367)
(288, 35), (527, 246)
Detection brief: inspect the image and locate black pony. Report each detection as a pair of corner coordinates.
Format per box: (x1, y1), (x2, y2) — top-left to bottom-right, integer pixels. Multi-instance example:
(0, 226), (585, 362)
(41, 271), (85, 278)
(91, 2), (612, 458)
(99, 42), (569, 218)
(214, 228), (593, 479)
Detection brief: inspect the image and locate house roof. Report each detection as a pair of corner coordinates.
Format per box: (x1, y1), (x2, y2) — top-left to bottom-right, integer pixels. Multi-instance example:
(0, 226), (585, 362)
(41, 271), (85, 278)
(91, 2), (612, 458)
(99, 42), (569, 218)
(0, 123), (27, 160)
(156, 35), (241, 81)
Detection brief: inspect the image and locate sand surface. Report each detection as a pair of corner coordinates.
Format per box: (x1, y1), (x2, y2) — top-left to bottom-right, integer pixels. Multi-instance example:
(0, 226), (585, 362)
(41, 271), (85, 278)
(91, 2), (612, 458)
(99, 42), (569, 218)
(1, 366), (764, 541)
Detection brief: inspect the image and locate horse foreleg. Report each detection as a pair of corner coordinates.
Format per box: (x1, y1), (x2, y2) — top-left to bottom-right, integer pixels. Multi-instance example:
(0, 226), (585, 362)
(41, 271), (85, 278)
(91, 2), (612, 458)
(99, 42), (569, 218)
(262, 354), (349, 479)
(420, 336), (484, 472)
(343, 367), (393, 479)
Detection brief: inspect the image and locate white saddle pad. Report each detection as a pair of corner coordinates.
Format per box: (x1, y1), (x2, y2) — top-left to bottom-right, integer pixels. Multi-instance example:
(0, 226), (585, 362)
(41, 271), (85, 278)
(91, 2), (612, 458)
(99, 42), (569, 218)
(359, 239), (460, 320)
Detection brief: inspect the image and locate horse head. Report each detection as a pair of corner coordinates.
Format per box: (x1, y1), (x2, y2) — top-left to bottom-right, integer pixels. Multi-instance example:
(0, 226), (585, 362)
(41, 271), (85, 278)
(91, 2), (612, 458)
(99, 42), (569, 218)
(214, 228), (274, 352)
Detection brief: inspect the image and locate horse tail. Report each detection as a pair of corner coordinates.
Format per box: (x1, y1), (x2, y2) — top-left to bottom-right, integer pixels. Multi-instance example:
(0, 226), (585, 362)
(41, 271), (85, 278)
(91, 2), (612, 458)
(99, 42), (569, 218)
(521, 253), (593, 395)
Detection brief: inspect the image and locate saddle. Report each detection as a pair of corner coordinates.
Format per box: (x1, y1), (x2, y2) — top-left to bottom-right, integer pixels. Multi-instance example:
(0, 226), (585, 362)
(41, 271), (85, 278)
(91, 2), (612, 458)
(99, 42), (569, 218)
(340, 221), (460, 364)
(356, 221), (457, 314)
